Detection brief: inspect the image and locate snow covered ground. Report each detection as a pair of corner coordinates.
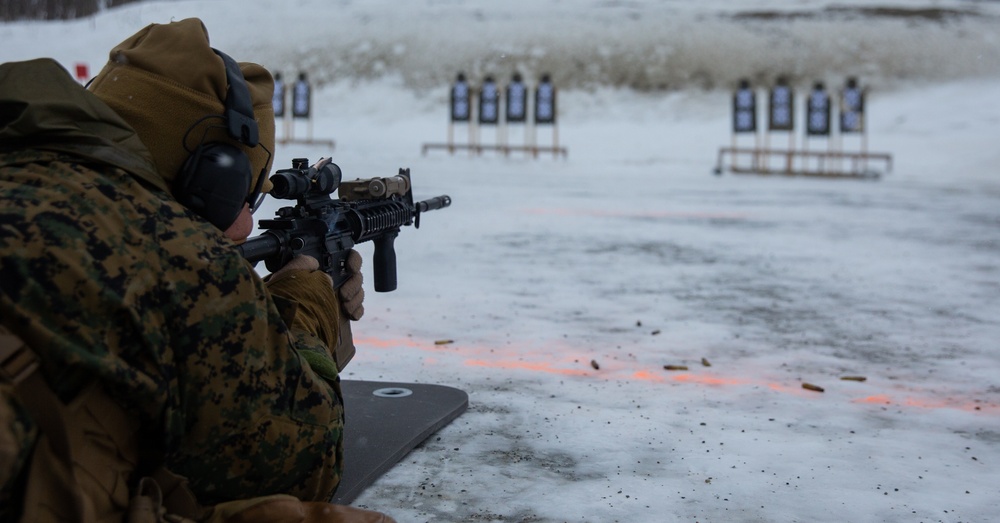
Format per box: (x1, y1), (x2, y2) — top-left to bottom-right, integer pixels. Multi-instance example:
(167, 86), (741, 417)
(3, 1), (1000, 521)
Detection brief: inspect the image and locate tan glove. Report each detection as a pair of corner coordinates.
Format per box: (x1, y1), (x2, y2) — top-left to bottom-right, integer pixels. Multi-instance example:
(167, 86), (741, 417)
(268, 252), (363, 322)
(265, 253), (361, 370)
(265, 255), (344, 368)
(267, 254), (323, 284)
(338, 249), (365, 321)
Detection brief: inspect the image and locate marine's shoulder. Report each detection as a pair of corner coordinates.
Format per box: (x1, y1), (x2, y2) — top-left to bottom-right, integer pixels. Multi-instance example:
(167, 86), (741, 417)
(0, 58), (165, 192)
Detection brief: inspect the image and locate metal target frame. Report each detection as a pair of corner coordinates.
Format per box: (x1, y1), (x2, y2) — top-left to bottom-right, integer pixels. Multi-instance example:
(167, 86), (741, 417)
(715, 77), (891, 179)
(423, 73), (568, 159)
(274, 71), (335, 148)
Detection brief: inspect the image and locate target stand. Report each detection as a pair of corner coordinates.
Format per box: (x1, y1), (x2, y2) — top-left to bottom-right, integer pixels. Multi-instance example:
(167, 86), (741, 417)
(422, 73), (568, 159)
(278, 137), (336, 149)
(273, 71), (336, 150)
(714, 77), (892, 179)
(421, 142), (567, 158)
(714, 147), (892, 179)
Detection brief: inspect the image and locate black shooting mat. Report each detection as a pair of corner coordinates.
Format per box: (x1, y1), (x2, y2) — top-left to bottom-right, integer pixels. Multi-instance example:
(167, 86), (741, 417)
(331, 380), (468, 504)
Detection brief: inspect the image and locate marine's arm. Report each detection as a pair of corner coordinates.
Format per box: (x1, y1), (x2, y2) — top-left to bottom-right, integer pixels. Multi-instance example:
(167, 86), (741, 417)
(264, 253), (362, 376)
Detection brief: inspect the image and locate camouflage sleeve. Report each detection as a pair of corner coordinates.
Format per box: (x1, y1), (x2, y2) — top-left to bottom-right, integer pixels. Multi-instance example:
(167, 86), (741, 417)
(159, 260), (345, 504)
(1, 154), (344, 504)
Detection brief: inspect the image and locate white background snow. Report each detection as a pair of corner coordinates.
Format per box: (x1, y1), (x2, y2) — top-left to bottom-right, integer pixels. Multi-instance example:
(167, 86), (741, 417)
(3, 1), (999, 521)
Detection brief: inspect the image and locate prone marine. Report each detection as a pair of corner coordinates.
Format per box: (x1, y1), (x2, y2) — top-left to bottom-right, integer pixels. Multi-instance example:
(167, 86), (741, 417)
(1, 17), (393, 522)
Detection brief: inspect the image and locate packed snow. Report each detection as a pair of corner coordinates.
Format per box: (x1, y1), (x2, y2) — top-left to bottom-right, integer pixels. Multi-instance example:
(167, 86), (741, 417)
(2, 1), (999, 521)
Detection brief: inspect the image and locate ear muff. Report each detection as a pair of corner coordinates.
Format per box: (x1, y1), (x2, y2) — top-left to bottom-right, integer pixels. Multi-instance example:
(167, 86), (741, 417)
(173, 49), (259, 231)
(175, 142), (253, 229)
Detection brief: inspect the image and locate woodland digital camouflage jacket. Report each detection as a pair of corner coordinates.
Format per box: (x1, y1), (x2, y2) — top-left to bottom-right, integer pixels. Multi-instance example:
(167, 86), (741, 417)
(0, 59), (344, 513)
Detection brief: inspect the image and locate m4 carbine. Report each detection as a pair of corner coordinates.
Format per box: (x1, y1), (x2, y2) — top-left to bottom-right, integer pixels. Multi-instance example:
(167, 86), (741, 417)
(239, 158), (451, 292)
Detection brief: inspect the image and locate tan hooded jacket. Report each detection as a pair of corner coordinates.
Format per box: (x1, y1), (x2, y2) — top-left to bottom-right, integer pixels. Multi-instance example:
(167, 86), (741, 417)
(1, 37), (343, 520)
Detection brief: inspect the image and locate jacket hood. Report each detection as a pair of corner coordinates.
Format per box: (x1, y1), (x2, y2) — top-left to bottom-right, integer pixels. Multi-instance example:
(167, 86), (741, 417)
(0, 58), (165, 192)
(87, 18), (275, 196)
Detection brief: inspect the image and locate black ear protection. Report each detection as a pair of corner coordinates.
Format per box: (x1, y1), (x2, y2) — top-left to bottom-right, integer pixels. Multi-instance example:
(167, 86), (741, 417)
(174, 49), (269, 231)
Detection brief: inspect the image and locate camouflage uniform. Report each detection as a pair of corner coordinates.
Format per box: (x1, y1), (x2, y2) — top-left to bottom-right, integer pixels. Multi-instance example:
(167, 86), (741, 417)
(1, 44), (344, 519)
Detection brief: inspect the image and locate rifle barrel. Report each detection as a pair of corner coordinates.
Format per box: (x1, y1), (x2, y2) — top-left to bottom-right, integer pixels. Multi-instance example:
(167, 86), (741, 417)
(417, 195), (452, 212)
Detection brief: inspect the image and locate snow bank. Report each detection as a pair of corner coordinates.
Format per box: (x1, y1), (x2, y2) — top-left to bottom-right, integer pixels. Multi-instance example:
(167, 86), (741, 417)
(2, 0), (998, 92)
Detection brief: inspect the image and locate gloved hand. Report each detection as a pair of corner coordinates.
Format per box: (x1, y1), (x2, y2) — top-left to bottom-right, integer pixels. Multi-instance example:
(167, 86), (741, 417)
(338, 249), (364, 321)
(267, 254), (321, 284)
(267, 252), (363, 322)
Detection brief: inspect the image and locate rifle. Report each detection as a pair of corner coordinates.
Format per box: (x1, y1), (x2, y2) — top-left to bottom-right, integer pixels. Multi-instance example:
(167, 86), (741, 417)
(239, 158), (451, 292)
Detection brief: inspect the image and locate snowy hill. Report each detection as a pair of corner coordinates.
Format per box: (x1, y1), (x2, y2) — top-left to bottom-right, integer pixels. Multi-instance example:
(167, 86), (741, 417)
(2, 0), (999, 91)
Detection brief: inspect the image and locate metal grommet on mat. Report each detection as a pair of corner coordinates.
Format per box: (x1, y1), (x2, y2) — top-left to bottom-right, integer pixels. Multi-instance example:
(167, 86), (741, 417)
(372, 387), (413, 398)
